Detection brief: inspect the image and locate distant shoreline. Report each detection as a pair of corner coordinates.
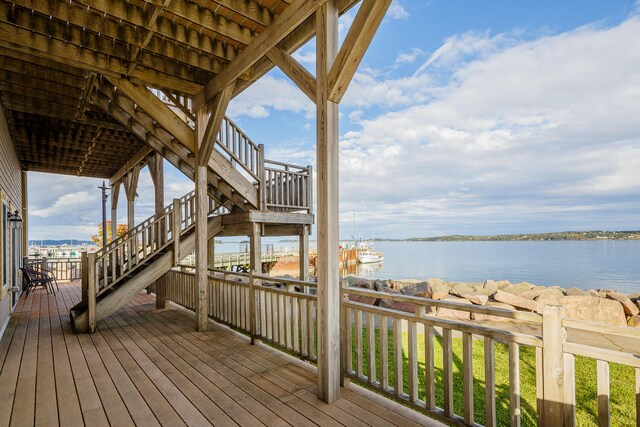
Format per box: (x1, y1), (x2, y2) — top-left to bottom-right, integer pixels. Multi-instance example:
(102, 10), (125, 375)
(373, 230), (640, 242)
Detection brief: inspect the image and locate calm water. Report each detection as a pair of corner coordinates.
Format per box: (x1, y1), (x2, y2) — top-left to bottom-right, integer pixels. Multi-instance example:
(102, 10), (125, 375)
(349, 240), (640, 294)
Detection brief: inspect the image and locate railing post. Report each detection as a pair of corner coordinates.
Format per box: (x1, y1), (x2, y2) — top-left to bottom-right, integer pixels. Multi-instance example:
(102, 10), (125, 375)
(41, 256), (48, 273)
(249, 270), (257, 345)
(172, 198), (182, 265)
(87, 252), (97, 333)
(307, 165), (313, 214)
(340, 280), (349, 386)
(542, 305), (567, 426)
(81, 251), (88, 301)
(258, 143), (265, 210)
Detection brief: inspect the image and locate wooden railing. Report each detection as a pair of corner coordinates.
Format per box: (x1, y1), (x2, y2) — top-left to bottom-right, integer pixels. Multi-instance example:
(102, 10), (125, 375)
(215, 116), (263, 182)
(90, 191), (197, 297)
(160, 269), (640, 427)
(263, 160), (313, 213)
(161, 268), (318, 363)
(26, 257), (82, 281)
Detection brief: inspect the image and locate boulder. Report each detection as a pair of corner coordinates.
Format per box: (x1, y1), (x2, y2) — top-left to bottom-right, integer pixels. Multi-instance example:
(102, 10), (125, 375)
(506, 282), (537, 295)
(494, 290), (542, 313)
(559, 296), (627, 326)
(460, 293), (489, 306)
(587, 289), (600, 297)
(431, 291), (449, 300)
(380, 300), (416, 314)
(436, 296), (471, 320)
(535, 294), (561, 306)
(449, 283), (475, 298)
(495, 280), (512, 289)
(628, 316), (640, 328)
(565, 287), (588, 296)
(605, 291), (639, 316)
(427, 278), (451, 295)
(400, 281), (431, 296)
(482, 280), (499, 293)
(520, 287), (564, 300)
(473, 302), (516, 322)
(628, 291), (640, 300)
(387, 279), (419, 291)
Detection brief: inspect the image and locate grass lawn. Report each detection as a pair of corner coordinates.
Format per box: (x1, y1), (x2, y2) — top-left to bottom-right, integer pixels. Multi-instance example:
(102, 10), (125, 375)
(351, 327), (636, 426)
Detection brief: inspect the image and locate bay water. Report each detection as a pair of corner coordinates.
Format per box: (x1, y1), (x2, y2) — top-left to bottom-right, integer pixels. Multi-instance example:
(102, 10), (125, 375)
(349, 240), (640, 294)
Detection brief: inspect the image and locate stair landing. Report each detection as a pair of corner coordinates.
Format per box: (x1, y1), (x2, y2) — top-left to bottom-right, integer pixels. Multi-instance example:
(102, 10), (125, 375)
(0, 281), (442, 426)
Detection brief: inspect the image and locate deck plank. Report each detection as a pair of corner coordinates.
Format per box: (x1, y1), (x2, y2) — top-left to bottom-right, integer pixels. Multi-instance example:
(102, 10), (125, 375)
(0, 280), (442, 427)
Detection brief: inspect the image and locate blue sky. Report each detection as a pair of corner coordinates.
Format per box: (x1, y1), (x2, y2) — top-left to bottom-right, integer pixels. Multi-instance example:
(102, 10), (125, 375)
(28, 0), (640, 241)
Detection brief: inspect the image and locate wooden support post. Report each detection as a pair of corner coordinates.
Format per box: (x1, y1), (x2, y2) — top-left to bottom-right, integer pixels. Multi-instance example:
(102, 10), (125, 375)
(110, 181), (120, 243)
(21, 171), (28, 254)
(316, 0), (340, 404)
(172, 198), (182, 265)
(208, 237), (216, 270)
(542, 305), (567, 426)
(148, 152), (166, 309)
(194, 108), (209, 332)
(299, 224), (309, 281)
(249, 222), (261, 344)
(123, 166), (140, 231)
(87, 252), (97, 333)
(81, 251), (88, 301)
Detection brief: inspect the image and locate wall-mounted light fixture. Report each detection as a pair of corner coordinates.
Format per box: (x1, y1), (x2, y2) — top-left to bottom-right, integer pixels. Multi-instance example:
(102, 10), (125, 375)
(7, 210), (23, 229)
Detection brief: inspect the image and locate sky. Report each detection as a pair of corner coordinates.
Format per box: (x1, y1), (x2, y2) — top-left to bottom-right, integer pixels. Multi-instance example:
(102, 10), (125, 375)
(27, 0), (640, 241)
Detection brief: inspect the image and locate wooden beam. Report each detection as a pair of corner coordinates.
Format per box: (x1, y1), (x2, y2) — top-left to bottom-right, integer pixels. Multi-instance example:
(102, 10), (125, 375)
(316, 0), (341, 404)
(77, 73), (98, 119)
(127, 0), (173, 75)
(194, 0), (328, 109)
(106, 77), (195, 152)
(195, 107), (210, 331)
(266, 47), (316, 102)
(110, 146), (153, 186)
(161, 91), (196, 122)
(327, 0), (392, 103)
(111, 181), (121, 243)
(197, 83), (235, 166)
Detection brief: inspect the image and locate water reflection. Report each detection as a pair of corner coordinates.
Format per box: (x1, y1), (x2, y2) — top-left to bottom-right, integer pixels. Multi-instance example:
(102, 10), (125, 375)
(340, 262), (384, 279)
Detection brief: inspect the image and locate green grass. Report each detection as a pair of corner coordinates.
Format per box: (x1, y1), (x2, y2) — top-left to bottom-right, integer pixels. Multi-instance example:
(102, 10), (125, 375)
(351, 328), (636, 426)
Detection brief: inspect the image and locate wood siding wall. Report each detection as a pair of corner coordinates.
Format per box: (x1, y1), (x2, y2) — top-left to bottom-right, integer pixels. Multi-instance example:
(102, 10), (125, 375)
(0, 108), (21, 206)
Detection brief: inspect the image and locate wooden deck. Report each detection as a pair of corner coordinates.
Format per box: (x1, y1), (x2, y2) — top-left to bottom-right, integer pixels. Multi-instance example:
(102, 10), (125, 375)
(0, 281), (442, 427)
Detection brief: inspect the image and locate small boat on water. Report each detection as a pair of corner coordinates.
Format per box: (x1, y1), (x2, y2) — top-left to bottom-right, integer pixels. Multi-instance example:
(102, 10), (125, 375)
(356, 241), (384, 264)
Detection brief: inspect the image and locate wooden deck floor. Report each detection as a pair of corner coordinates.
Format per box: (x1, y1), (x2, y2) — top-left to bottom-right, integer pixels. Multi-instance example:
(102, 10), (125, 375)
(0, 281), (442, 426)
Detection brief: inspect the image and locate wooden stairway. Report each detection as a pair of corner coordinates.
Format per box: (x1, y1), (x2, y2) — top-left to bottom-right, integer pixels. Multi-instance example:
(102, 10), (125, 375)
(70, 191), (223, 332)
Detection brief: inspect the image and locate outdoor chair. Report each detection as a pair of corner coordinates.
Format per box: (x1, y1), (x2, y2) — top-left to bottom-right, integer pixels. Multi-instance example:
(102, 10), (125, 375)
(20, 267), (55, 296)
(32, 264), (60, 292)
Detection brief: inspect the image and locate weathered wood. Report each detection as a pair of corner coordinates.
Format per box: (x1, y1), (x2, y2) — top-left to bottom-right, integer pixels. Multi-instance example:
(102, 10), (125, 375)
(149, 152), (166, 309)
(542, 305), (566, 426)
(366, 312), (376, 385)
(194, 106), (209, 332)
(597, 360), (610, 427)
(195, 0), (329, 108)
(443, 328), (453, 417)
(408, 320), (418, 402)
(266, 47), (317, 102)
(463, 332), (474, 425)
(87, 252), (97, 333)
(509, 342), (521, 427)
(111, 181), (120, 244)
(299, 225), (309, 281)
(393, 317), (403, 398)
(485, 337), (497, 427)
(327, 0), (392, 103)
(197, 83), (235, 166)
(315, 0), (340, 405)
(110, 147), (152, 186)
(249, 222), (261, 344)
(424, 324), (435, 410)
(355, 309), (363, 378)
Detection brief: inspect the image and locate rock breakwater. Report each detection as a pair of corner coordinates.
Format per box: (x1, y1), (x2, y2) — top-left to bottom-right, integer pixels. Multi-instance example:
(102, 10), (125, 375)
(343, 276), (640, 327)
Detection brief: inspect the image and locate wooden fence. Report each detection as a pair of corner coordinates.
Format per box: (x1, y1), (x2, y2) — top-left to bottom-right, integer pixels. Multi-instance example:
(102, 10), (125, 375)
(160, 269), (640, 427)
(26, 257), (82, 281)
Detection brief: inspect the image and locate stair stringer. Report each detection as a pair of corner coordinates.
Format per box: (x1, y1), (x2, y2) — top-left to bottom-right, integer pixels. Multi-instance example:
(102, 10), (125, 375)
(73, 216), (223, 332)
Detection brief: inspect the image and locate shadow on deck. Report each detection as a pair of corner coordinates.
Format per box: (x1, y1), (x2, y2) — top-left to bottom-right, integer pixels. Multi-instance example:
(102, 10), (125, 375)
(0, 280), (442, 426)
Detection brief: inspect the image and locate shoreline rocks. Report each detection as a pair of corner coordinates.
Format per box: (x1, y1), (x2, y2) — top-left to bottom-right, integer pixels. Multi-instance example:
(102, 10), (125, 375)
(343, 275), (639, 327)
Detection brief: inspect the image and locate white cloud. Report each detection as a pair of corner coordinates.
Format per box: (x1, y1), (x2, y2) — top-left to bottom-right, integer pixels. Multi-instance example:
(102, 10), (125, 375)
(228, 75), (314, 119)
(31, 191), (97, 218)
(338, 17), (640, 236)
(387, 2), (409, 20)
(395, 48), (425, 65)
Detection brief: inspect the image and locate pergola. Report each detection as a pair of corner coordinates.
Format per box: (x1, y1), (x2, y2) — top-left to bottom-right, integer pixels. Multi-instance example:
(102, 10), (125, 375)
(0, 0), (392, 403)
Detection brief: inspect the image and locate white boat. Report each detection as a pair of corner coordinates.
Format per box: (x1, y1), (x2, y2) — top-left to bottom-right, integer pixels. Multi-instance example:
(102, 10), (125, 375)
(356, 241), (383, 264)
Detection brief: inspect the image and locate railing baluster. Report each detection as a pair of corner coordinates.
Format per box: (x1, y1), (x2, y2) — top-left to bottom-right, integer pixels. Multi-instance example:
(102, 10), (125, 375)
(355, 309), (363, 379)
(485, 337), (497, 427)
(443, 327), (453, 417)
(394, 318), (403, 397)
(463, 332), (474, 425)
(425, 324), (435, 410)
(597, 360), (610, 427)
(510, 341), (521, 427)
(367, 312), (376, 385)
(278, 293), (285, 346)
(379, 315), (388, 390)
(408, 320), (418, 402)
